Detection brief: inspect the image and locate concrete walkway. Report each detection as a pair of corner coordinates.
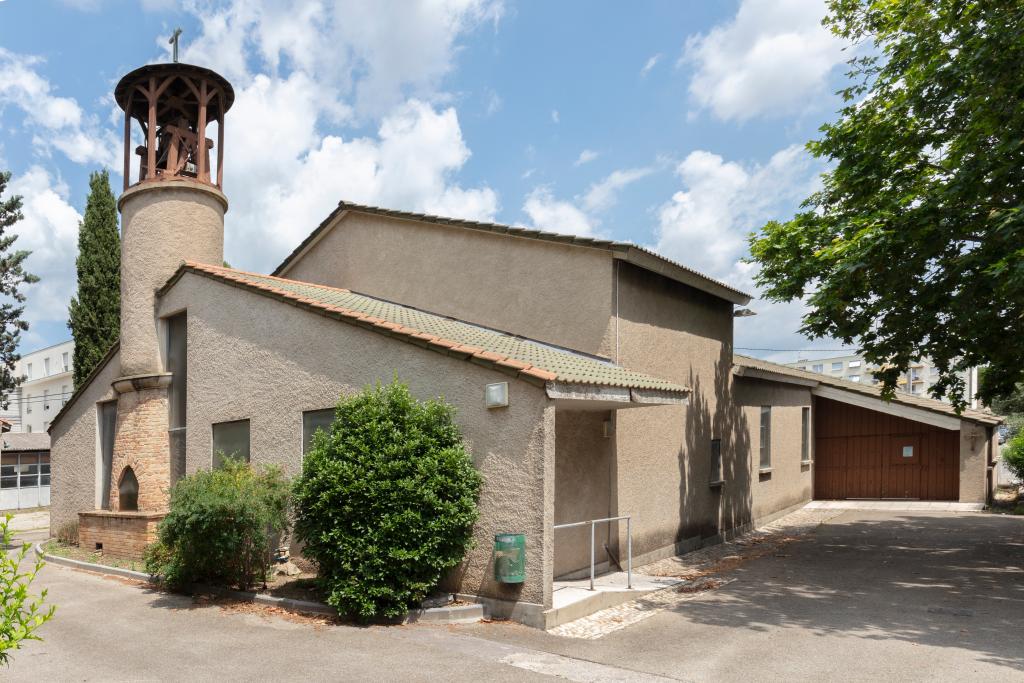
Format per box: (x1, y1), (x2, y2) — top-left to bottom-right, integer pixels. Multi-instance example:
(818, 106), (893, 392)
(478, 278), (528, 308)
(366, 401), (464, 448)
(3, 509), (50, 533)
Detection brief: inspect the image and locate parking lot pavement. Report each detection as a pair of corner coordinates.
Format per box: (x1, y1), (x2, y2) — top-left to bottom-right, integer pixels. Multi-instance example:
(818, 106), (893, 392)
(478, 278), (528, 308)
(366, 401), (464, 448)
(7, 509), (1023, 681)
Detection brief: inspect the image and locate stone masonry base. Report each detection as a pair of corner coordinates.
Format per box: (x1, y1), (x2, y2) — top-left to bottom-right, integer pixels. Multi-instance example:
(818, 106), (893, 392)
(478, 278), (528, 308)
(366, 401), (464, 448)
(78, 510), (165, 559)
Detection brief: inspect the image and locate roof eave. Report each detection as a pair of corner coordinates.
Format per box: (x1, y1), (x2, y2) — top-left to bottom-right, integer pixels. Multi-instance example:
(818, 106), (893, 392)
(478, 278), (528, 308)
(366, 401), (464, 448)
(546, 381), (690, 407)
(617, 248), (751, 305)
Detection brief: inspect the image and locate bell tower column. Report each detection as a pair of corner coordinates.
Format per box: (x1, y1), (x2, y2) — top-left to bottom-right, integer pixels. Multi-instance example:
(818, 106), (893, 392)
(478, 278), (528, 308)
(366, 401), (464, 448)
(110, 61), (234, 513)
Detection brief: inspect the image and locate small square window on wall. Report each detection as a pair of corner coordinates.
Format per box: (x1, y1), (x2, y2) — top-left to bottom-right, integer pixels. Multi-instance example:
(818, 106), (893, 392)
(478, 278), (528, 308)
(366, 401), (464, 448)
(302, 408), (335, 456)
(212, 419), (250, 468)
(709, 439), (723, 485)
(759, 406), (772, 471)
(801, 407), (811, 463)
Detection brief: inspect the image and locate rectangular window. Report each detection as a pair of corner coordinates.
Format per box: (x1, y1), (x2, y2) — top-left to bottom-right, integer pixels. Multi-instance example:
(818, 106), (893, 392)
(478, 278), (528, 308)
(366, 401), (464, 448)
(62, 352), (69, 372)
(25, 394), (31, 414)
(812, 364), (823, 373)
(831, 362), (843, 371)
(848, 360), (861, 368)
(40, 453), (51, 487)
(44, 358), (50, 376)
(213, 419), (250, 468)
(709, 439), (723, 484)
(62, 385), (69, 406)
(1, 453), (15, 489)
(98, 401), (117, 509)
(801, 407), (811, 463)
(26, 363), (32, 380)
(759, 406), (772, 470)
(166, 313), (188, 483)
(849, 375), (860, 382)
(302, 408), (335, 456)
(43, 389), (49, 410)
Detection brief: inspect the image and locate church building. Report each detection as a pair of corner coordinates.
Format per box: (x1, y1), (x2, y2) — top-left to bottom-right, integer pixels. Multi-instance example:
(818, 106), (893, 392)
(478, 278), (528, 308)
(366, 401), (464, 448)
(49, 59), (1001, 629)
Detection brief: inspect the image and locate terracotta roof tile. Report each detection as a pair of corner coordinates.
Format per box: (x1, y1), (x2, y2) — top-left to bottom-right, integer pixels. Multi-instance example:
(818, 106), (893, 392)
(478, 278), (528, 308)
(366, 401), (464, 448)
(168, 263), (689, 396)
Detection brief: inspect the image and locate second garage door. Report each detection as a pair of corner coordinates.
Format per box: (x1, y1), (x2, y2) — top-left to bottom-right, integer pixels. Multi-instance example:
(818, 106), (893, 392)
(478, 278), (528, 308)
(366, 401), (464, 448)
(814, 397), (959, 500)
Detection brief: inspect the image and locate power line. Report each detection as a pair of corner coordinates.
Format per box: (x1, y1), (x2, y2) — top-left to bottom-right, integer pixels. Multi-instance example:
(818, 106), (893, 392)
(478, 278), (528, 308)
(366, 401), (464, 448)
(736, 347), (859, 353)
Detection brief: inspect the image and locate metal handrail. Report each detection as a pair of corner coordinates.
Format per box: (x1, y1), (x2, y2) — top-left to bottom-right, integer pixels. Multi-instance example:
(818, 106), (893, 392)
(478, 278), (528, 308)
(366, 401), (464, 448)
(554, 515), (632, 591)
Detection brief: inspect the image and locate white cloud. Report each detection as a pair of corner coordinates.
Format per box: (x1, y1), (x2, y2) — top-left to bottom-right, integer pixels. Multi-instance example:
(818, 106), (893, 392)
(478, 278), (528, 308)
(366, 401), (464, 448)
(654, 145), (828, 354)
(581, 167), (653, 212)
(573, 149), (599, 167)
(3, 167), (82, 332)
(223, 98), (498, 269)
(655, 145), (815, 279)
(522, 187), (595, 237)
(0, 48), (119, 168)
(683, 0), (848, 122)
(521, 164), (654, 236)
(550, 109), (559, 124)
(640, 53), (661, 77)
(180, 0), (504, 119)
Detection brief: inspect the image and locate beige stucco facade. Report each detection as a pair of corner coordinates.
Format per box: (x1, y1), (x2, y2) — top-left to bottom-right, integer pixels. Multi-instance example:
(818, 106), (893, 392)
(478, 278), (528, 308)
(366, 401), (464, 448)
(157, 272), (556, 613)
(959, 421), (995, 504)
(281, 212), (617, 357)
(49, 348), (120, 535)
(118, 181), (226, 377)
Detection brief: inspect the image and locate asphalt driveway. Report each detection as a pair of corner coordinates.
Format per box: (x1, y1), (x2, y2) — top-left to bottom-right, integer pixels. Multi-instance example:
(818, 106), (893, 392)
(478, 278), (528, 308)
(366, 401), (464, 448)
(6, 510), (1024, 681)
(467, 510), (1024, 681)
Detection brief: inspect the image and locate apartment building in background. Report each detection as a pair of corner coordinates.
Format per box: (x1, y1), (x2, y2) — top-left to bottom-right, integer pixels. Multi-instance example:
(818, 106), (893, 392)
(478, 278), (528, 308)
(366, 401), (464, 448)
(785, 353), (978, 407)
(0, 340), (75, 434)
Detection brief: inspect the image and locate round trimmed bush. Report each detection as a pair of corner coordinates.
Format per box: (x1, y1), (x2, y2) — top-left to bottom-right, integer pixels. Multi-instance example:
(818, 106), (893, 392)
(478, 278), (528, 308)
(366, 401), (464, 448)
(1003, 431), (1024, 483)
(145, 459), (290, 590)
(293, 379), (482, 620)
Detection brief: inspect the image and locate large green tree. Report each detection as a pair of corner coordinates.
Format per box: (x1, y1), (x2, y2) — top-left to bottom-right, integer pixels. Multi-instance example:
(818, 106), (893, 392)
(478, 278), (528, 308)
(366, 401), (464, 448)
(68, 170), (120, 388)
(0, 171), (39, 409)
(749, 0), (1023, 410)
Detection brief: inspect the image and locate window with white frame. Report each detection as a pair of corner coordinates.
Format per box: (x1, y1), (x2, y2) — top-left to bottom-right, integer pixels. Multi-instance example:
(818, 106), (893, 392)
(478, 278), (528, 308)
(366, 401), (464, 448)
(848, 360), (862, 368)
(759, 406), (772, 470)
(61, 385), (69, 406)
(831, 362), (843, 371)
(25, 363), (32, 380)
(43, 389), (49, 411)
(812, 364), (823, 373)
(62, 352), (69, 372)
(44, 358), (50, 376)
(849, 375), (861, 382)
(25, 394), (31, 414)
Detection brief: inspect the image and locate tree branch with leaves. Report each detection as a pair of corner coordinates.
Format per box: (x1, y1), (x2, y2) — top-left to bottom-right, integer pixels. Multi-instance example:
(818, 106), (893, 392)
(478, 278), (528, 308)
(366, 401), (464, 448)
(0, 171), (40, 410)
(749, 0), (1023, 410)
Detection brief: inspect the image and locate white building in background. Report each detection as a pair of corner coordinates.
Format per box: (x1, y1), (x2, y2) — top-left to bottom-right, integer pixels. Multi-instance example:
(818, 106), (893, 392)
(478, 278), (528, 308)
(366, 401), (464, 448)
(0, 340), (75, 434)
(785, 353), (978, 407)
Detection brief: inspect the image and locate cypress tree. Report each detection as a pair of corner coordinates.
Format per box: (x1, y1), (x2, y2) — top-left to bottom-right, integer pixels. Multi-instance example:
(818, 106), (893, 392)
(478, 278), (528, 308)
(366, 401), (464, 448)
(68, 170), (120, 388)
(0, 170), (39, 409)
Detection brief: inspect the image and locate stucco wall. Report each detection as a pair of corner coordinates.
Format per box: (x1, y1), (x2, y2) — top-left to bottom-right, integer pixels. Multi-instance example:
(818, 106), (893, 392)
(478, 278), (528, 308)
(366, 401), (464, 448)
(733, 379), (814, 520)
(49, 350), (121, 536)
(281, 212), (617, 357)
(553, 409), (614, 577)
(959, 421), (991, 503)
(157, 273), (555, 608)
(612, 262), (748, 557)
(119, 182), (225, 377)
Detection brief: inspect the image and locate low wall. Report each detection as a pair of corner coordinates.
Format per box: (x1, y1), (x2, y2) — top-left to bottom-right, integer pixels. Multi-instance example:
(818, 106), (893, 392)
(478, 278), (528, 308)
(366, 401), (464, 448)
(78, 510), (164, 559)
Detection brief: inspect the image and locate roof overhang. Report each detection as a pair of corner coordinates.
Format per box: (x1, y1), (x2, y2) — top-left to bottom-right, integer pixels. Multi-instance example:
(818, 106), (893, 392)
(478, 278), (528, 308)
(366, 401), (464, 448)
(614, 248), (751, 305)
(812, 385), (962, 431)
(733, 365), (820, 388)
(546, 382), (690, 409)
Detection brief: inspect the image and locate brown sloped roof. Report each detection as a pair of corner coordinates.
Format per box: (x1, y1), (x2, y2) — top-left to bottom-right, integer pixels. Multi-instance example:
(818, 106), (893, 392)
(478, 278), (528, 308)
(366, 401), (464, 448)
(161, 262), (690, 397)
(2, 432), (50, 451)
(734, 354), (1002, 426)
(271, 201), (752, 305)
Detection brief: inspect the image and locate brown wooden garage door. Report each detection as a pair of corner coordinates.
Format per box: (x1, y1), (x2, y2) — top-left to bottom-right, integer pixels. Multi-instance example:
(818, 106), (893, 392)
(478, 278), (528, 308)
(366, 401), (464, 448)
(814, 397), (959, 500)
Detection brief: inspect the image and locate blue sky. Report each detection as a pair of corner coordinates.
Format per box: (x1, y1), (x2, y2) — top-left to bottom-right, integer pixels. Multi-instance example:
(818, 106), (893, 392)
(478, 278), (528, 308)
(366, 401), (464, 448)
(0, 0), (858, 362)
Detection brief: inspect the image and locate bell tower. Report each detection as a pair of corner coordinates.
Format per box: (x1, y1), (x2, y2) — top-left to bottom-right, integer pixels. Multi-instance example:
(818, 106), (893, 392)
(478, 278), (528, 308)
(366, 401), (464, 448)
(110, 59), (233, 512)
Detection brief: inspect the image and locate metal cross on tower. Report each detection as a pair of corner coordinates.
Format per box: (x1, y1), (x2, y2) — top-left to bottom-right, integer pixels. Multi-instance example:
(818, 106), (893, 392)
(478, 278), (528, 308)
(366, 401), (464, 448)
(169, 28), (183, 63)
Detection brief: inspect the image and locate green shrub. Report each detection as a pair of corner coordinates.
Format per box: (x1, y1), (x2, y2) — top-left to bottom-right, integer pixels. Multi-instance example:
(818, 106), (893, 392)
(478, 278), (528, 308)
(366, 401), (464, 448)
(1003, 431), (1024, 483)
(1, 514), (56, 664)
(293, 379), (482, 620)
(145, 459), (290, 590)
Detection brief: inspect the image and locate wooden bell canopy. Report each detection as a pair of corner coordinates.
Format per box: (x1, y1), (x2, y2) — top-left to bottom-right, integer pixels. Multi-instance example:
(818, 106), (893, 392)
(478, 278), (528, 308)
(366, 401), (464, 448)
(115, 63), (235, 191)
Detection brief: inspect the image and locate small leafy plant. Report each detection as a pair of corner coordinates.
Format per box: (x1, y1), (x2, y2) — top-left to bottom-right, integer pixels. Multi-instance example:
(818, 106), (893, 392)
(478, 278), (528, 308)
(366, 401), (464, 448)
(293, 379), (482, 620)
(1002, 431), (1024, 484)
(1, 514), (56, 665)
(145, 459), (290, 590)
